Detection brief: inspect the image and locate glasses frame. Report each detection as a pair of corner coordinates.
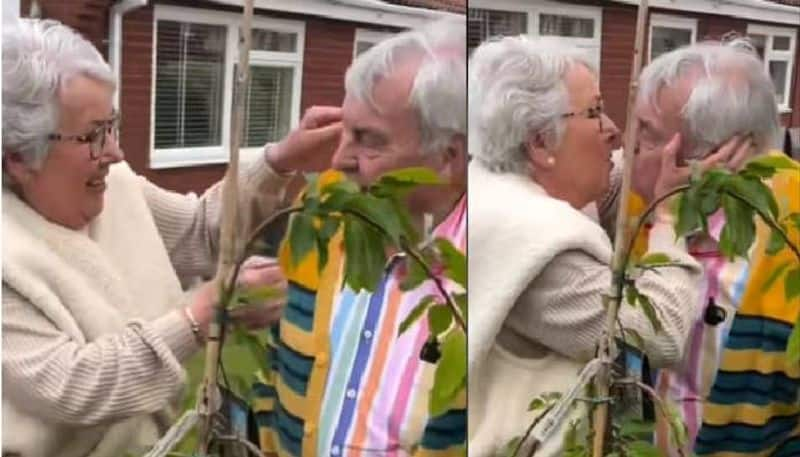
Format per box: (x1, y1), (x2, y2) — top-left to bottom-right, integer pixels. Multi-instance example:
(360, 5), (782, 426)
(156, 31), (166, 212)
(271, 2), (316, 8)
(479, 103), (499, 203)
(561, 100), (605, 131)
(47, 112), (121, 160)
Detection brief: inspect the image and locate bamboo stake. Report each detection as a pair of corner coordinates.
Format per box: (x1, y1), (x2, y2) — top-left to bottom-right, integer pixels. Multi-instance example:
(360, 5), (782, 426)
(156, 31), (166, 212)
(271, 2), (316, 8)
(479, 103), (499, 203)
(591, 1), (649, 455)
(197, 0), (254, 454)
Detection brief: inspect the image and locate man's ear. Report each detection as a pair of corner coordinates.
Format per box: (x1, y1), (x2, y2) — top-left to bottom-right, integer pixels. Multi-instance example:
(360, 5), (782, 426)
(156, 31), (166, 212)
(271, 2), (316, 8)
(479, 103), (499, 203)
(3, 150), (35, 187)
(525, 133), (556, 171)
(438, 134), (467, 187)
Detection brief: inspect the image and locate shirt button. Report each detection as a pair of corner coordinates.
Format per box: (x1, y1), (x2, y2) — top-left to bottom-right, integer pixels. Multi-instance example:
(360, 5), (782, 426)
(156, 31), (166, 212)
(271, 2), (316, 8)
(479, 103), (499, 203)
(331, 445), (341, 455)
(363, 329), (373, 339)
(304, 421), (316, 434)
(315, 352), (328, 367)
(346, 388), (357, 399)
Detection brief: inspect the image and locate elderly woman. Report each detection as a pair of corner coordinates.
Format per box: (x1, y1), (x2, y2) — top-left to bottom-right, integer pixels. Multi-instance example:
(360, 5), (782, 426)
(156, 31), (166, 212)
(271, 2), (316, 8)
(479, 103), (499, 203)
(467, 36), (706, 456)
(2, 19), (338, 457)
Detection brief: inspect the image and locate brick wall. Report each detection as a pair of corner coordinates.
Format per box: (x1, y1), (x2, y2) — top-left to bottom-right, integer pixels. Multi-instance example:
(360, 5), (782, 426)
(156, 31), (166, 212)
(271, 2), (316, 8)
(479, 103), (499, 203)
(21, 0), (112, 57)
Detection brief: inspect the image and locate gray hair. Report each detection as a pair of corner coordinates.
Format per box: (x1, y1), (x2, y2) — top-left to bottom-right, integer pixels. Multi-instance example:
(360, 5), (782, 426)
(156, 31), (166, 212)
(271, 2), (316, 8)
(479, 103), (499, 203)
(468, 35), (597, 174)
(638, 39), (779, 160)
(2, 18), (116, 167)
(344, 17), (466, 155)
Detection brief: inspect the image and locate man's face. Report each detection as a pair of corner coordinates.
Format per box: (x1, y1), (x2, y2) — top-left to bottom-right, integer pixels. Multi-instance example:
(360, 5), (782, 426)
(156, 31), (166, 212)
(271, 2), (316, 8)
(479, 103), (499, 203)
(632, 82), (689, 202)
(332, 60), (456, 215)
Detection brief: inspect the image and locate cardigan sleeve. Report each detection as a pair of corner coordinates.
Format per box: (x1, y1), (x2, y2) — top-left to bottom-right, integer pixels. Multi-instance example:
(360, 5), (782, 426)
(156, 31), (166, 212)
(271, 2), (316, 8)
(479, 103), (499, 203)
(140, 147), (292, 282)
(1, 286), (199, 426)
(505, 220), (703, 368)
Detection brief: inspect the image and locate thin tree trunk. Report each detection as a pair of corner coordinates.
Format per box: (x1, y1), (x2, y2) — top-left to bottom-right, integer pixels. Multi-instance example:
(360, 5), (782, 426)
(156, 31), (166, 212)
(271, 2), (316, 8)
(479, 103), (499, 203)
(591, 1), (649, 455)
(197, 0), (254, 453)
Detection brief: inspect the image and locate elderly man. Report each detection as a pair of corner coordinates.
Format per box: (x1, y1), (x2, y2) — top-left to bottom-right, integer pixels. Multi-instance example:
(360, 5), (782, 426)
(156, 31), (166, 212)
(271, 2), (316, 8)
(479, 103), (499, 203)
(251, 18), (467, 457)
(627, 39), (800, 456)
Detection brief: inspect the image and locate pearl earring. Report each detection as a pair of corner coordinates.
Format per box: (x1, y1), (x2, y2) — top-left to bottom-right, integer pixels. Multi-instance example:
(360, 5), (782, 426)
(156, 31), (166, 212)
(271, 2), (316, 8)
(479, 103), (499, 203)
(546, 156), (556, 166)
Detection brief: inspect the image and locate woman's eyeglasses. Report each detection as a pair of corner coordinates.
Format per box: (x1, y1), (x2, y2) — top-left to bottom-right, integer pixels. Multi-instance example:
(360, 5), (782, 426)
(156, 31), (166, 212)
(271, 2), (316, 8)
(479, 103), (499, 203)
(561, 100), (605, 131)
(47, 112), (121, 160)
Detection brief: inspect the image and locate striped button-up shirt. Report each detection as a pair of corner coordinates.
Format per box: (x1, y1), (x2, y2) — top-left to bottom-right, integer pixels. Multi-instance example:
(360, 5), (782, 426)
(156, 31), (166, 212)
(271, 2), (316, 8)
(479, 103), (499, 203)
(254, 190), (466, 457)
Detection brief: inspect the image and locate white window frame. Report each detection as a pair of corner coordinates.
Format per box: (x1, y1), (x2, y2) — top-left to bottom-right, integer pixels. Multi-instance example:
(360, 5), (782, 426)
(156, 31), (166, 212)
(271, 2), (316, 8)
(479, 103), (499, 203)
(648, 14), (697, 63)
(747, 23), (797, 113)
(469, 0), (603, 71)
(150, 5), (305, 169)
(353, 29), (394, 60)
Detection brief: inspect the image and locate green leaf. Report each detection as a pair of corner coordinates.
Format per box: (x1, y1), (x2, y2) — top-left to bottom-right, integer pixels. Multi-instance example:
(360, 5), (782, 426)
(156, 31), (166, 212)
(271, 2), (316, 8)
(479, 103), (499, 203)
(626, 441), (662, 457)
(343, 216), (387, 292)
(528, 398), (546, 411)
(719, 194), (756, 261)
(746, 154), (800, 172)
(639, 253), (672, 266)
(321, 178), (359, 194)
(665, 400), (689, 448)
(435, 238), (466, 288)
(428, 304), (453, 336)
(787, 213), (800, 231)
(231, 326), (269, 374)
(401, 255), (430, 291)
(766, 227), (786, 255)
(638, 293), (663, 333)
(454, 292), (467, 322)
(620, 419), (654, 441)
(785, 267), (800, 302)
(697, 169), (729, 216)
(379, 167), (442, 185)
(398, 295), (436, 335)
(787, 313), (800, 364)
(675, 189), (701, 238)
(729, 176), (780, 221)
(316, 216), (341, 273)
(429, 331), (466, 417)
(235, 285), (285, 307)
(625, 284), (639, 306)
(762, 261), (792, 293)
(346, 194), (406, 245)
(289, 213), (316, 267)
(742, 161), (778, 179)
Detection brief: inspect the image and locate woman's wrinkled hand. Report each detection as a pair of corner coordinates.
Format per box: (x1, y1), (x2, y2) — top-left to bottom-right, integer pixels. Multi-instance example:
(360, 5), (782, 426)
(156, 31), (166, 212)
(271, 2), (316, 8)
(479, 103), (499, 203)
(266, 105), (343, 174)
(653, 133), (754, 219)
(229, 258), (288, 330)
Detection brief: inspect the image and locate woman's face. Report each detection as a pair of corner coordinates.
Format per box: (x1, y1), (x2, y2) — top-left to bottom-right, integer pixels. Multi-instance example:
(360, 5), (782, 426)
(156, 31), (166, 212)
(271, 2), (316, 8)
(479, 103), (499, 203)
(548, 64), (620, 208)
(7, 76), (123, 229)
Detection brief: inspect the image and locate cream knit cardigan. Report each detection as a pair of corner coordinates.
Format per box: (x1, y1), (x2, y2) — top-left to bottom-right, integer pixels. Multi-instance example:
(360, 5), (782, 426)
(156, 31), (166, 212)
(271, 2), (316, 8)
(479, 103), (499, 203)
(2, 156), (291, 457)
(468, 162), (613, 456)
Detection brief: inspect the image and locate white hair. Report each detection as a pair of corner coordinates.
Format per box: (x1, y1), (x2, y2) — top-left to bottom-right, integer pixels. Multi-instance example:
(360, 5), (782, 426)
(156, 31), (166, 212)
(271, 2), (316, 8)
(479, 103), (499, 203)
(2, 18), (116, 167)
(638, 39), (779, 160)
(468, 35), (597, 174)
(344, 17), (466, 155)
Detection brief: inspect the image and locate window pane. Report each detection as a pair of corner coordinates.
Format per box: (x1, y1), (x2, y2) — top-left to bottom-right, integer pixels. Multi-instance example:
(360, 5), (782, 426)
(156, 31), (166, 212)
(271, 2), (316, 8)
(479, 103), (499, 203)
(243, 66), (294, 147)
(467, 8), (527, 52)
(773, 35), (791, 51)
(650, 26), (692, 60)
(155, 20), (226, 149)
(252, 29), (297, 52)
(769, 60), (788, 104)
(539, 14), (594, 38)
(748, 33), (767, 60)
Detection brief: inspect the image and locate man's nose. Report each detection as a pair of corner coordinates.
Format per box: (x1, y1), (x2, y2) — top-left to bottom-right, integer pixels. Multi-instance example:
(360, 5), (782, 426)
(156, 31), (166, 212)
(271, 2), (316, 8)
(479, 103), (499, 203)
(330, 140), (358, 173)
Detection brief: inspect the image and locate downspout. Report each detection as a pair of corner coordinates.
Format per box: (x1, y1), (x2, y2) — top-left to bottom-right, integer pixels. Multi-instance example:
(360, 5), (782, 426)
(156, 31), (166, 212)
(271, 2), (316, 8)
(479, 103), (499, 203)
(109, 0), (147, 109)
(330, 0), (462, 21)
